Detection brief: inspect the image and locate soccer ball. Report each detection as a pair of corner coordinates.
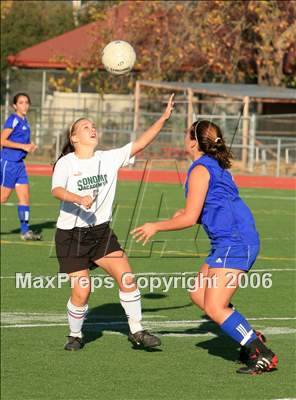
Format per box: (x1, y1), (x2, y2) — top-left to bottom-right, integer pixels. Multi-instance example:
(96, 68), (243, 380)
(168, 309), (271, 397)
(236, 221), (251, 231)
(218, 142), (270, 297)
(102, 40), (136, 75)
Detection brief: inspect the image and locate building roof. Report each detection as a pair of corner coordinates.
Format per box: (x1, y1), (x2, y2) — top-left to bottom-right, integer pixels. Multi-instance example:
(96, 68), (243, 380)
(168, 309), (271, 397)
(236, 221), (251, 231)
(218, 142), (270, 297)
(7, 22), (98, 69)
(7, 3), (130, 69)
(138, 81), (296, 102)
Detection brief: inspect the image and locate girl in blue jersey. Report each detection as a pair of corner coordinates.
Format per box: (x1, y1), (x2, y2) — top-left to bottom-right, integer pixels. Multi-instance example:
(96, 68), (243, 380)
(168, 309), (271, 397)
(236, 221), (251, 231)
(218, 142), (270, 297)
(132, 120), (278, 375)
(0, 93), (41, 240)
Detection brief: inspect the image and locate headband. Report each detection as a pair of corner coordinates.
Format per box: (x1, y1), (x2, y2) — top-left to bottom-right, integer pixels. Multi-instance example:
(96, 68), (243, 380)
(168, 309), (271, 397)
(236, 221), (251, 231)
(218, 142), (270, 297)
(194, 120), (203, 141)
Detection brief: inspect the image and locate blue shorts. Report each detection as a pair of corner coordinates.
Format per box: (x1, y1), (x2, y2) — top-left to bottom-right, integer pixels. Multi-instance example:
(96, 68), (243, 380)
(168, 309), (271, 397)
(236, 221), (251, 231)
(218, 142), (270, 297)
(206, 245), (260, 271)
(0, 159), (29, 189)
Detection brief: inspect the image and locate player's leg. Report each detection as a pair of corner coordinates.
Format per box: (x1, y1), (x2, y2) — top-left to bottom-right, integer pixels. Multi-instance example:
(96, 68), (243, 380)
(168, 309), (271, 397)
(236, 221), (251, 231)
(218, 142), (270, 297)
(15, 163), (41, 240)
(94, 251), (161, 348)
(0, 186), (13, 203)
(189, 263), (235, 314)
(189, 263), (209, 311)
(204, 267), (241, 323)
(204, 267), (278, 374)
(1, 159), (14, 203)
(15, 183), (31, 236)
(64, 268), (90, 351)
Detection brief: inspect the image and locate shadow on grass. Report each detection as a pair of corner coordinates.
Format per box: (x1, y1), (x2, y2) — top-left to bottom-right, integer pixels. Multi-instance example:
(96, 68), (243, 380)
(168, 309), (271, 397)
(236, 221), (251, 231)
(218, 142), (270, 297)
(0, 220), (56, 235)
(82, 300), (193, 352)
(83, 303), (163, 352)
(158, 320), (240, 362)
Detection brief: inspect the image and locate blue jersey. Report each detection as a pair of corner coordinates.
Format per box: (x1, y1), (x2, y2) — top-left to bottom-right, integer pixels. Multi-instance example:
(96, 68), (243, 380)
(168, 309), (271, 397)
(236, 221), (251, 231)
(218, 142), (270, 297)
(185, 155), (260, 247)
(1, 113), (31, 162)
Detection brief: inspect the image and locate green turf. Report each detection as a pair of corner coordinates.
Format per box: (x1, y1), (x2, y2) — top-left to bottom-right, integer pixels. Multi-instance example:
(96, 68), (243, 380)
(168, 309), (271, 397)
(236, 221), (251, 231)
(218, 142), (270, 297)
(1, 177), (296, 400)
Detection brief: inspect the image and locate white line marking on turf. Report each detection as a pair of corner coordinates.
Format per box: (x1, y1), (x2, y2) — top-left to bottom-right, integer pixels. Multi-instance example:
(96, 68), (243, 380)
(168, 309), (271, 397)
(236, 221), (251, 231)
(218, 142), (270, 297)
(1, 321), (295, 338)
(0, 312), (167, 323)
(2, 194), (295, 207)
(160, 327), (296, 337)
(1, 313), (296, 326)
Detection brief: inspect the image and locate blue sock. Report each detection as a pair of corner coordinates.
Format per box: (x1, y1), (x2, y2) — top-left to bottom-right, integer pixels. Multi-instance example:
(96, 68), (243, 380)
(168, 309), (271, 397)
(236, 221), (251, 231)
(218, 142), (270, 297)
(220, 310), (257, 346)
(18, 205), (30, 234)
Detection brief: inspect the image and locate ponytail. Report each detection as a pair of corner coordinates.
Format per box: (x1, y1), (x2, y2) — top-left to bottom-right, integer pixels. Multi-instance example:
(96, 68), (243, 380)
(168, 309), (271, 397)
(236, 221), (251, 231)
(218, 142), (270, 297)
(52, 136), (75, 170)
(190, 120), (233, 169)
(53, 117), (85, 170)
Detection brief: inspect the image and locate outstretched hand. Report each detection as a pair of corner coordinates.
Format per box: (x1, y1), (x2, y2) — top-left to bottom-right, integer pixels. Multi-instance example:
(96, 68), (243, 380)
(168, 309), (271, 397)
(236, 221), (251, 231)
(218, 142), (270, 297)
(130, 223), (158, 246)
(162, 93), (175, 120)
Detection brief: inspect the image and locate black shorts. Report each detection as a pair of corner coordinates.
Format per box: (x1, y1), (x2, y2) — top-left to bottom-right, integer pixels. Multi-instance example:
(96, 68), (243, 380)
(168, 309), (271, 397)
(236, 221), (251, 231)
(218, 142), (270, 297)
(55, 222), (123, 274)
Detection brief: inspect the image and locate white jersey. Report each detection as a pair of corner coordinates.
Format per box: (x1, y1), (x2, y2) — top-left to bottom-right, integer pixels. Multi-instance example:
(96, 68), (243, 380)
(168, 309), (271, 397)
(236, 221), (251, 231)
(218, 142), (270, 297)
(52, 143), (132, 229)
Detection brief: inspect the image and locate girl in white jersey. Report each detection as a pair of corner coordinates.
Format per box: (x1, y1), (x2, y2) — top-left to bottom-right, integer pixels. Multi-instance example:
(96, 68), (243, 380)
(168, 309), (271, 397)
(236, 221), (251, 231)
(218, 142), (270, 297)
(52, 94), (174, 350)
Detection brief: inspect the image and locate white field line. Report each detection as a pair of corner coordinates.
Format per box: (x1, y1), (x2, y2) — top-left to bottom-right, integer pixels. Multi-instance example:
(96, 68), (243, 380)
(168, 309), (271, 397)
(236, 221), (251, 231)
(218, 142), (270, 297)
(0, 312), (167, 323)
(1, 206), (295, 219)
(1, 313), (296, 326)
(1, 316), (295, 338)
(2, 194), (295, 208)
(0, 268), (295, 280)
(0, 324), (295, 339)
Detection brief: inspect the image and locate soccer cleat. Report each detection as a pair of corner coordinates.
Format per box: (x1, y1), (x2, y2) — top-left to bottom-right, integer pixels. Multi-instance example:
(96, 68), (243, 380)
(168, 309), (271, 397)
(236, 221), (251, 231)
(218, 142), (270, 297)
(236, 350), (278, 375)
(238, 330), (266, 364)
(64, 336), (84, 351)
(20, 230), (42, 241)
(128, 330), (161, 349)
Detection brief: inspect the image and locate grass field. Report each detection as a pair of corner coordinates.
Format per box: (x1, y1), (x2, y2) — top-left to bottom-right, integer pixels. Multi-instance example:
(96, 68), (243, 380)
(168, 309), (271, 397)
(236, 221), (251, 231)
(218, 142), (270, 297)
(1, 176), (296, 400)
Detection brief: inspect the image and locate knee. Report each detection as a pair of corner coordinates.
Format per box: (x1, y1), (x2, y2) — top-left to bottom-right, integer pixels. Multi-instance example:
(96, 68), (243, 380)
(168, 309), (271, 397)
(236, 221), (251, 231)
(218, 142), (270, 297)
(71, 284), (91, 306)
(204, 302), (219, 321)
(189, 289), (204, 310)
(17, 197), (29, 206)
(0, 193), (9, 203)
(72, 291), (90, 306)
(16, 187), (30, 205)
(120, 272), (137, 291)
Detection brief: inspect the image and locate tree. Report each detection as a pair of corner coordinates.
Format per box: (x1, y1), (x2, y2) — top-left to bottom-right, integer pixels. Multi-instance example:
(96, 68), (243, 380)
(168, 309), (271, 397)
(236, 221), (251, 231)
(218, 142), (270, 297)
(246, 0), (296, 86)
(3, 0), (294, 100)
(1, 0), (76, 102)
(83, 0), (295, 88)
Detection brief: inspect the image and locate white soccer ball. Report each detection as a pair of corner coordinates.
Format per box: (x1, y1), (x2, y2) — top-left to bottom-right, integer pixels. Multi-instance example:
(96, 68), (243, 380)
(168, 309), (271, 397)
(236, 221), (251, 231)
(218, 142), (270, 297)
(102, 40), (136, 75)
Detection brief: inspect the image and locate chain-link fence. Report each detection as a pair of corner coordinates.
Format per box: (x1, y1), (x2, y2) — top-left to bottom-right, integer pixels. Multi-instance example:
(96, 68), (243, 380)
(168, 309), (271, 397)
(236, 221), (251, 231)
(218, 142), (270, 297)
(1, 100), (295, 176)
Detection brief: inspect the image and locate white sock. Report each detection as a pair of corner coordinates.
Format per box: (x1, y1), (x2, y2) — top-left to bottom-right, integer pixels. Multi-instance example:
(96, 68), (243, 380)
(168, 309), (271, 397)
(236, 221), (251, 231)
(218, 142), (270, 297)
(119, 288), (143, 334)
(67, 299), (88, 338)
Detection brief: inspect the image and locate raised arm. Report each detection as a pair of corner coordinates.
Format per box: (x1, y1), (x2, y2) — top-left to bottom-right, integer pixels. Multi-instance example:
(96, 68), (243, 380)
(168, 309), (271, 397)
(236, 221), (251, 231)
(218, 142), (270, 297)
(130, 94), (175, 157)
(131, 165), (210, 245)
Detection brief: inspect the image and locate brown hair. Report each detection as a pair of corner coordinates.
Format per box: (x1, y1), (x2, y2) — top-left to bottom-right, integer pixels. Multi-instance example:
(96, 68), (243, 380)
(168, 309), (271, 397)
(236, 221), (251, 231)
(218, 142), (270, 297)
(53, 118), (86, 169)
(13, 92), (31, 105)
(189, 120), (233, 169)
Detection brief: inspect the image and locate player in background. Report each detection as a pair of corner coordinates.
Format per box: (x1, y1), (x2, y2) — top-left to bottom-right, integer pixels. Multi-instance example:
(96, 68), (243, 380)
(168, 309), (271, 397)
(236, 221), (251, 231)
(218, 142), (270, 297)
(132, 120), (278, 375)
(0, 93), (41, 240)
(52, 94), (174, 351)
